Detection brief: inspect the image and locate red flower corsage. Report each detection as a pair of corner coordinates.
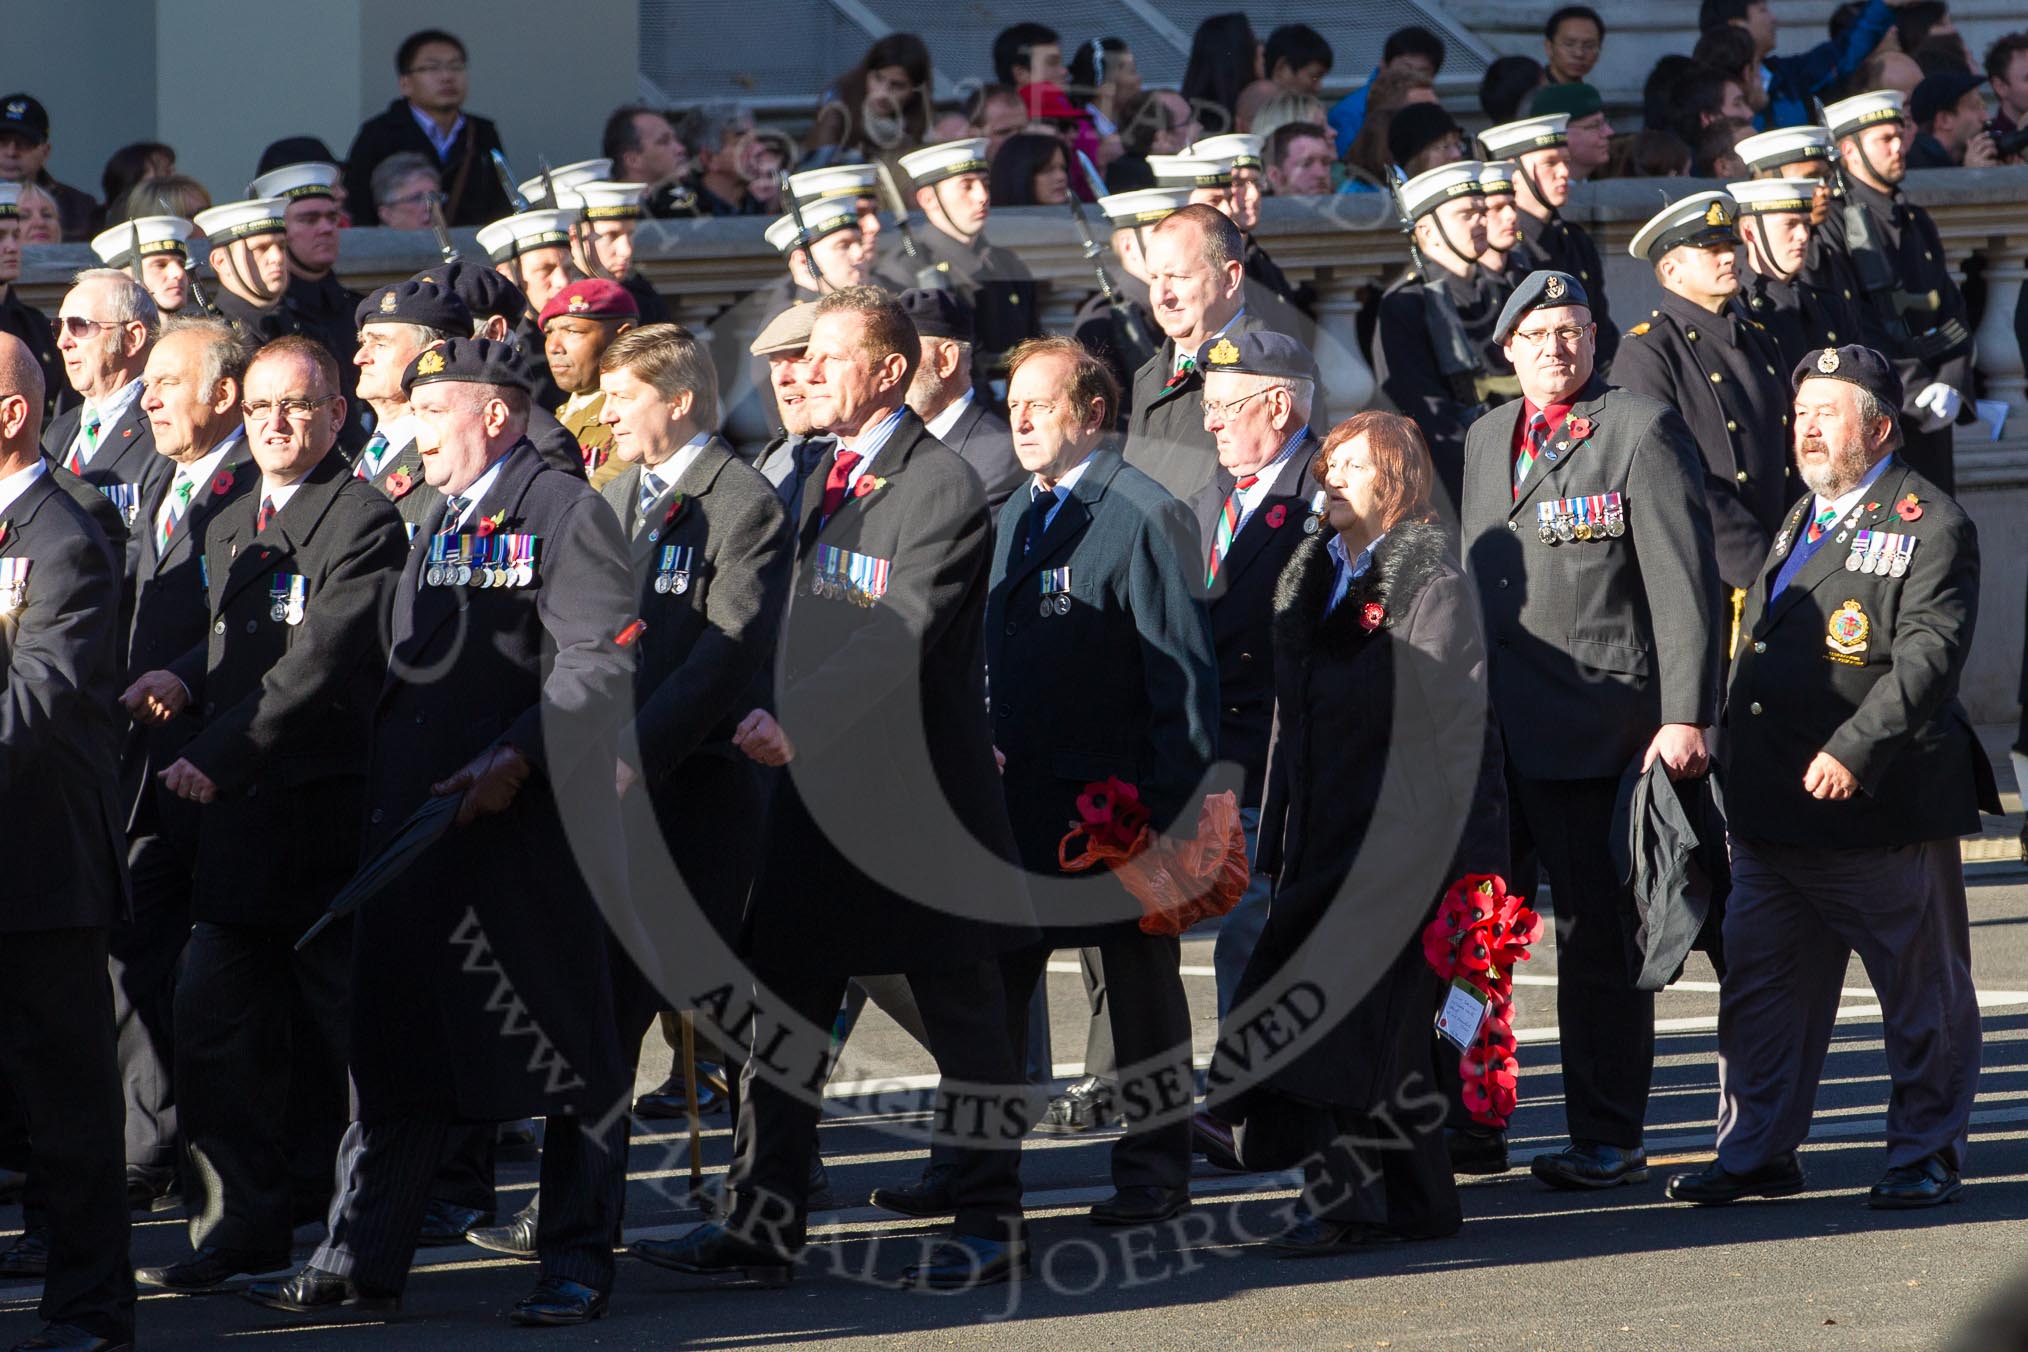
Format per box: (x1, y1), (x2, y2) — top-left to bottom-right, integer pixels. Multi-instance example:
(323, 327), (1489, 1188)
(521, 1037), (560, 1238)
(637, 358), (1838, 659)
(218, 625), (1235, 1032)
(853, 475), (887, 499)
(1265, 503), (1287, 528)
(1566, 416), (1595, 442)
(661, 494), (685, 528)
(385, 469), (415, 499)
(1359, 601), (1386, 632)
(475, 511), (504, 538)
(210, 471), (235, 496)
(1896, 493), (1922, 522)
(1073, 776), (1151, 853)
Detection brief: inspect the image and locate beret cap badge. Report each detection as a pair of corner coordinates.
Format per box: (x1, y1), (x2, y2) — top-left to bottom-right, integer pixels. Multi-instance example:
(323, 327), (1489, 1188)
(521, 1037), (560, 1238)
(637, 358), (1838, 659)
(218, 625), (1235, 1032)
(416, 349), (446, 376)
(1208, 338), (1240, 365)
(1544, 274), (1566, 301)
(1818, 349), (1839, 373)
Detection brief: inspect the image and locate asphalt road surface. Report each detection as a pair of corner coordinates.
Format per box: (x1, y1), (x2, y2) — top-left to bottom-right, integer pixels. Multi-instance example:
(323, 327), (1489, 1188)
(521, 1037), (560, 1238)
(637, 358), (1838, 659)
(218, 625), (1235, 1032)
(10, 863), (2028, 1350)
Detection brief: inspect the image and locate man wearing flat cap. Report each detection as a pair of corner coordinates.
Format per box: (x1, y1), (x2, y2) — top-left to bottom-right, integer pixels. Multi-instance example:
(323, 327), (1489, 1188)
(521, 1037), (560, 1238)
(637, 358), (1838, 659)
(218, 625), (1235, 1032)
(1614, 192), (1793, 638)
(249, 337), (637, 1329)
(351, 278), (473, 531)
(1667, 343), (1995, 1212)
(900, 288), (1021, 510)
(1814, 90), (1974, 493)
(540, 277), (638, 488)
(1461, 268), (1720, 1189)
(1374, 159), (1516, 513)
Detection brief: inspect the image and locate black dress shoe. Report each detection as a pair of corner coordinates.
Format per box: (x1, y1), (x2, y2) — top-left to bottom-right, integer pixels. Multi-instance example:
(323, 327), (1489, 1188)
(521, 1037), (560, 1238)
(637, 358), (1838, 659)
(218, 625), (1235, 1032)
(507, 1275), (608, 1326)
(1033, 1076), (1120, 1135)
(495, 1119), (538, 1160)
(807, 1151), (837, 1211)
(1531, 1141), (1649, 1190)
(633, 1066), (729, 1118)
(136, 1245), (294, 1291)
(1665, 1154), (1806, 1206)
(1089, 1185), (1192, 1226)
(897, 1234), (1030, 1290)
(1447, 1127), (1510, 1176)
(1867, 1154), (1963, 1210)
(631, 1223), (796, 1286)
(124, 1166), (179, 1214)
(9, 1322), (130, 1352)
(243, 1264), (400, 1314)
(0, 1227), (50, 1278)
(1192, 1112), (1245, 1172)
(871, 1161), (958, 1218)
(1267, 1216), (1403, 1257)
(418, 1199), (493, 1247)
(466, 1199), (539, 1259)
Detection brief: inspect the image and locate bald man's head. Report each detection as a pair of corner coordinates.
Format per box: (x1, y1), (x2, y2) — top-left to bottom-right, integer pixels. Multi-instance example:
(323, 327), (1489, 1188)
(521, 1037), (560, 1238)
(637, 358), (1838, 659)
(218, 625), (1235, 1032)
(0, 331), (46, 464)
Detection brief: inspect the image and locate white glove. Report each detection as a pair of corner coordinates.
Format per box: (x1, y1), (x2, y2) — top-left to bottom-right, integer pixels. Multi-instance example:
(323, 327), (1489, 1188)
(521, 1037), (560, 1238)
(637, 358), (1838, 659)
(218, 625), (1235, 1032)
(1912, 382), (1963, 430)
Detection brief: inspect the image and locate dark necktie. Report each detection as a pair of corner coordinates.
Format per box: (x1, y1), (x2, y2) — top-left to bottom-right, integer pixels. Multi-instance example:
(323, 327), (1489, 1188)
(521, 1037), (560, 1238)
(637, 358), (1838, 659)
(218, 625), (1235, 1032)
(820, 449), (862, 521)
(1021, 484), (1056, 556)
(637, 470), (664, 524)
(1514, 410), (1551, 498)
(256, 495), (276, 533)
(440, 495), (469, 533)
(1206, 473), (1259, 585)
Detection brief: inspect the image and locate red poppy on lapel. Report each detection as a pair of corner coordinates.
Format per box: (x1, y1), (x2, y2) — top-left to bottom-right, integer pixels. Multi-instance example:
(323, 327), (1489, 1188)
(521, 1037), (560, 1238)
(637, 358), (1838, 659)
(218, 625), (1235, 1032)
(1896, 493), (1922, 522)
(122, 428), (133, 439)
(1360, 601), (1386, 632)
(662, 494), (686, 529)
(853, 475), (887, 499)
(1265, 503), (1288, 528)
(1566, 417), (1595, 442)
(385, 469), (415, 499)
(210, 471), (235, 496)
(476, 511), (504, 537)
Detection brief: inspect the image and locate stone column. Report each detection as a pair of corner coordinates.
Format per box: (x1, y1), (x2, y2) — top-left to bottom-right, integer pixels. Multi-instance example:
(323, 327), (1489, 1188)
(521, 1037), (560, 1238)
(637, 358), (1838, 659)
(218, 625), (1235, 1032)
(1973, 237), (2028, 423)
(1310, 270), (1376, 415)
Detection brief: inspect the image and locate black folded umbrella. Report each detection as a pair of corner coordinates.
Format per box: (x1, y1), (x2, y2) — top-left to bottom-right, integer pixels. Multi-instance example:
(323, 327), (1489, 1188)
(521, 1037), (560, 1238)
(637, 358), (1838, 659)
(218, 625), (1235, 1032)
(295, 790), (462, 950)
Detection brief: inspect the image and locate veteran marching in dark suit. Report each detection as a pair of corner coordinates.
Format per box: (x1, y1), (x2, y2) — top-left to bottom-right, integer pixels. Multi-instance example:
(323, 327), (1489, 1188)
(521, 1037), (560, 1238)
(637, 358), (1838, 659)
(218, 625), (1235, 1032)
(1461, 270), (1721, 1188)
(1373, 160), (1516, 516)
(1815, 91), (1975, 494)
(113, 321), (259, 1217)
(1729, 172), (1867, 376)
(247, 338), (637, 1329)
(1668, 345), (1996, 1212)
(1122, 205), (1267, 503)
(0, 331), (136, 1352)
(988, 336), (1218, 1227)
(1614, 193), (1796, 623)
(633, 288), (1034, 1292)
(1210, 409), (1506, 1255)
(123, 338), (407, 1293)
(1188, 333), (1326, 1019)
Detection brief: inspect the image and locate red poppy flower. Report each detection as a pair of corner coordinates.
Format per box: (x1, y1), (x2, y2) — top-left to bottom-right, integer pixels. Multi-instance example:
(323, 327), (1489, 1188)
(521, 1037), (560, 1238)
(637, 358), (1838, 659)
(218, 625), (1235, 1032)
(211, 471), (235, 496)
(1567, 417), (1595, 441)
(475, 515), (499, 538)
(853, 475), (886, 499)
(662, 496), (685, 528)
(1265, 503), (1287, 528)
(1360, 601), (1385, 632)
(385, 470), (414, 499)
(1896, 493), (1922, 522)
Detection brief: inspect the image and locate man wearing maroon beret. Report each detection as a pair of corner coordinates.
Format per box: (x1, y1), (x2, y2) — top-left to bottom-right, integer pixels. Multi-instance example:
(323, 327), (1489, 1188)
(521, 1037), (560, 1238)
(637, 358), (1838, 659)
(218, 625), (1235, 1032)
(539, 278), (637, 488)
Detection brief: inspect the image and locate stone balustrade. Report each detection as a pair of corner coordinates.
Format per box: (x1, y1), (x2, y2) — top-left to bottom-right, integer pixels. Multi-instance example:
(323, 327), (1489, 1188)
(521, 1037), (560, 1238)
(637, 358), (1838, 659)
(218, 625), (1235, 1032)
(17, 165), (2028, 723)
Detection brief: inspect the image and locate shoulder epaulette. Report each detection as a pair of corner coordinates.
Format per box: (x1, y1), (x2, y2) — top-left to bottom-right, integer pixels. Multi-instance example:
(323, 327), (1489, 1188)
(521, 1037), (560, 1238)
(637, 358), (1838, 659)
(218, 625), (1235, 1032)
(1626, 322), (1651, 337)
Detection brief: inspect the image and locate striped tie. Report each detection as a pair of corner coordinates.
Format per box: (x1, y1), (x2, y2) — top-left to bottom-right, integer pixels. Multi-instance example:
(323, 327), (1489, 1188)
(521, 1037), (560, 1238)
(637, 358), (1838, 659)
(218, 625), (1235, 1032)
(638, 470), (664, 523)
(66, 407), (102, 474)
(355, 430), (389, 480)
(156, 476), (195, 554)
(256, 495), (276, 533)
(1205, 474), (1259, 586)
(1804, 504), (1839, 543)
(1513, 410), (1551, 497)
(440, 495), (469, 533)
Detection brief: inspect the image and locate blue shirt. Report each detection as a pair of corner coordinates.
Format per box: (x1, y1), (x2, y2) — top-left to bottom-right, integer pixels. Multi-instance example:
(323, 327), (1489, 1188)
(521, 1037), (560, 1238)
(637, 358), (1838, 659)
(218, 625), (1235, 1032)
(1326, 530), (1384, 615)
(410, 102), (467, 161)
(1327, 66), (1380, 149)
(839, 405), (907, 491)
(1771, 455), (1893, 597)
(1762, 0), (1893, 130)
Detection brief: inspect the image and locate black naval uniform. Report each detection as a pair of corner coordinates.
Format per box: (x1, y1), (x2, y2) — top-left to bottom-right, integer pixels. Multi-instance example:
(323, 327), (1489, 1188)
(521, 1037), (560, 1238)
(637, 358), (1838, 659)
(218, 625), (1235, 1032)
(1372, 265), (1517, 515)
(0, 464), (135, 1347)
(874, 223), (1040, 403)
(1813, 178), (1974, 493)
(620, 271), (671, 326)
(1612, 293), (1797, 596)
(1516, 211), (1618, 368)
(163, 451), (408, 1263)
(1716, 454), (1995, 1183)
(0, 285), (65, 419)
(1742, 251), (1867, 374)
(210, 285), (308, 348)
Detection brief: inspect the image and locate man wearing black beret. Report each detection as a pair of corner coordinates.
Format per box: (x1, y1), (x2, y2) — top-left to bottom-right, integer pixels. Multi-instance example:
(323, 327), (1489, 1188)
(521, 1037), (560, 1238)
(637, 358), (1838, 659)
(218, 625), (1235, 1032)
(899, 288), (1021, 510)
(249, 337), (637, 1328)
(351, 279), (473, 532)
(1668, 344), (1996, 1211)
(1461, 268), (1720, 1188)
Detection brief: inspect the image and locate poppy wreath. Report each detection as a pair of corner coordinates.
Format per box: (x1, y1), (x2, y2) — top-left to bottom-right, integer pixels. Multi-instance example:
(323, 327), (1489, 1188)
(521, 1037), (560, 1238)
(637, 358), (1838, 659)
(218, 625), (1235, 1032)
(1058, 777), (1250, 937)
(1421, 872), (1541, 1127)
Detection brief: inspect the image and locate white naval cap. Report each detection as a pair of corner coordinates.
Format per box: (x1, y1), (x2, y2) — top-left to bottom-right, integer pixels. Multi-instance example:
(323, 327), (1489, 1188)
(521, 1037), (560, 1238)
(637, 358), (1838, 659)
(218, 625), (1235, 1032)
(1734, 125), (1833, 173)
(1476, 159), (1517, 194)
(1822, 89), (1906, 141)
(555, 181), (648, 220)
(474, 208), (577, 264)
(1477, 113), (1569, 159)
(763, 196), (861, 255)
(519, 158), (613, 207)
(246, 161), (340, 202)
(1398, 159), (1485, 221)
(1146, 154), (1230, 189)
(193, 197), (289, 244)
(786, 163), (879, 203)
(91, 215), (196, 266)
(1727, 177), (1820, 215)
(1097, 186), (1193, 228)
(1186, 133), (1264, 171)
(897, 138), (990, 189)
(1628, 191), (1738, 261)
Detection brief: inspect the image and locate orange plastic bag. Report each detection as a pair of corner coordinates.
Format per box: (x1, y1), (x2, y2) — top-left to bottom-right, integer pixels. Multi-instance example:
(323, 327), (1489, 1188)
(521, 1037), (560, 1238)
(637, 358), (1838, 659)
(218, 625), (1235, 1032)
(1059, 786), (1250, 937)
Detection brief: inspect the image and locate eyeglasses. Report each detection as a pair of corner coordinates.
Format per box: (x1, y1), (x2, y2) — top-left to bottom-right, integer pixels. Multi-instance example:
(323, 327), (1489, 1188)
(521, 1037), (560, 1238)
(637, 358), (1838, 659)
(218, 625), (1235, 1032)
(1201, 389), (1271, 420)
(386, 189), (446, 209)
(1510, 324), (1591, 349)
(51, 316), (122, 339)
(241, 396), (338, 421)
(405, 60), (467, 76)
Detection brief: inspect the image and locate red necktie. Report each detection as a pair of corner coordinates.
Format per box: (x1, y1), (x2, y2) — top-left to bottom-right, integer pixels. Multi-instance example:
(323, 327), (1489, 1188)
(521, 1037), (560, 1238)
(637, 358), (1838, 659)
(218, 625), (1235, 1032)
(257, 495), (276, 533)
(820, 449), (863, 520)
(1513, 411), (1551, 500)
